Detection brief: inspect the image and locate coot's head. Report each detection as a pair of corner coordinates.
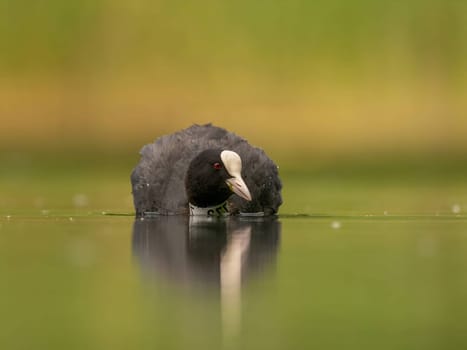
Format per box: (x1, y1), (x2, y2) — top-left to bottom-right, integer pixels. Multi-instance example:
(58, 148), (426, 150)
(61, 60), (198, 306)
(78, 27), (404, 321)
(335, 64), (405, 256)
(185, 149), (252, 208)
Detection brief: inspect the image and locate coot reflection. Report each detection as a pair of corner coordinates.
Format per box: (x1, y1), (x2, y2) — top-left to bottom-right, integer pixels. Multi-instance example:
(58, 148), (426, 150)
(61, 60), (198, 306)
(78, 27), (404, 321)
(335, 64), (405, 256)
(132, 217), (280, 289)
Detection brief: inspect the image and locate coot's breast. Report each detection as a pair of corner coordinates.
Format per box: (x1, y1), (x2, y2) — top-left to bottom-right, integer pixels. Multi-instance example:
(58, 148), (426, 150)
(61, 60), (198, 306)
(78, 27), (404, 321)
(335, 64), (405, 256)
(131, 124), (282, 216)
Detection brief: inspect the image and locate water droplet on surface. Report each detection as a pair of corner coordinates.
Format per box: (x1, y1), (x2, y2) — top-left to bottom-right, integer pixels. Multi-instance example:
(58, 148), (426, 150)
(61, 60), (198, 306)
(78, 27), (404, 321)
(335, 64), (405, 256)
(331, 221), (341, 229)
(452, 204), (461, 214)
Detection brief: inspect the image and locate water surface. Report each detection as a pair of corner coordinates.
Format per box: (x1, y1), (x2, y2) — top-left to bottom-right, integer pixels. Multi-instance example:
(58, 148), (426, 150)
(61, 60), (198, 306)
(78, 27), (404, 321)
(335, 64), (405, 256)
(2, 213), (467, 349)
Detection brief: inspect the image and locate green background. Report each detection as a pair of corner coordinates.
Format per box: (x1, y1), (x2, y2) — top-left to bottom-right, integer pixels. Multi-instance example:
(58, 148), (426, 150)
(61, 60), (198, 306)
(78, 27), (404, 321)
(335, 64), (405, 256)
(1, 0), (466, 158)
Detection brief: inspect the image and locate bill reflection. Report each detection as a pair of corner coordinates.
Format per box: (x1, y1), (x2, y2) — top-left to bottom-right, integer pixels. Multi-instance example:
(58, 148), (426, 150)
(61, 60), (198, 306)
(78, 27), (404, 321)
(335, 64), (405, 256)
(132, 216), (280, 336)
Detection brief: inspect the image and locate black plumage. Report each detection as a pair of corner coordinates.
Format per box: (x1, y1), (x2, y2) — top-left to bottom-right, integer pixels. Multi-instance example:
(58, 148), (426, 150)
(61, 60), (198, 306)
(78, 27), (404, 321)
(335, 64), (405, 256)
(185, 149), (234, 208)
(131, 124), (282, 216)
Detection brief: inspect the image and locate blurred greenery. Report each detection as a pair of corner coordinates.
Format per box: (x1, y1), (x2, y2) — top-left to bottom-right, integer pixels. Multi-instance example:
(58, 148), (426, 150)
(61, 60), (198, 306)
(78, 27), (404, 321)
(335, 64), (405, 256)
(1, 0), (466, 156)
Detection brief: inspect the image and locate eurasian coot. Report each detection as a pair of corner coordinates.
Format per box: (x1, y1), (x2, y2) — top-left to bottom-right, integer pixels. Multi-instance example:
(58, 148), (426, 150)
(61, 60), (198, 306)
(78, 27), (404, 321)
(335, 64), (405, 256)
(131, 124), (282, 216)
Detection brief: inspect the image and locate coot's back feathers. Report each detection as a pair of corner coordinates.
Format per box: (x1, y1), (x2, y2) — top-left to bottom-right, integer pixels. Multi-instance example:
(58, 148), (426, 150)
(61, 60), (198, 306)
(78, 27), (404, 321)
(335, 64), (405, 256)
(131, 124), (282, 216)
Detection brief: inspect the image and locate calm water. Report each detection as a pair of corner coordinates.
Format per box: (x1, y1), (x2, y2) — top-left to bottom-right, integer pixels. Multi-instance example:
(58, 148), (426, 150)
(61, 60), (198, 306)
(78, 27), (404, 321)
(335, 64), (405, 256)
(1, 156), (467, 349)
(2, 214), (467, 349)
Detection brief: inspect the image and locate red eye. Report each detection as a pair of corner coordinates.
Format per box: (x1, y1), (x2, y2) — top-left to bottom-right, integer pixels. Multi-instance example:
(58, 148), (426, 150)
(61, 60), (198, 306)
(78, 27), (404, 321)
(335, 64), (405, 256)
(213, 162), (222, 170)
